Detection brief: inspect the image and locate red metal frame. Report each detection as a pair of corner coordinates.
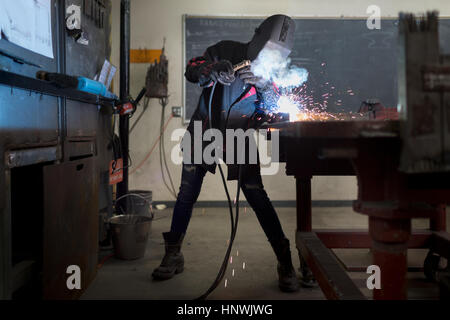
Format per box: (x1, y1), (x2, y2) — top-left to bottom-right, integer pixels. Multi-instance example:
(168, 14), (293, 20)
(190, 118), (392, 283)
(294, 174), (447, 300)
(315, 229), (433, 249)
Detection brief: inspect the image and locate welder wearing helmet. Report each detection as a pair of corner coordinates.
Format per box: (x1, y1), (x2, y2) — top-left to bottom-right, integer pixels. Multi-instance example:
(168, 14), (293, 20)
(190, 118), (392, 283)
(152, 15), (300, 293)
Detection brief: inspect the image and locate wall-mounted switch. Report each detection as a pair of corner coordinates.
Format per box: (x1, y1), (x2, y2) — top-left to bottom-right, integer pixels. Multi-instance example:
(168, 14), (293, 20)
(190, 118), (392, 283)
(172, 106), (182, 118)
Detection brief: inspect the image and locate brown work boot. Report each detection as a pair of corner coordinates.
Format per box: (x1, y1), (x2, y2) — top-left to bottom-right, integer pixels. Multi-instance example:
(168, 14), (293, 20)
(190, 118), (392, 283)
(152, 232), (185, 280)
(269, 238), (300, 292)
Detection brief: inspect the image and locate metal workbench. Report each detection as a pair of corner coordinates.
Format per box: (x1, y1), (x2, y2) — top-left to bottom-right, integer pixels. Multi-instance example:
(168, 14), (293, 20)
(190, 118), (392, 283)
(270, 119), (450, 300)
(0, 0), (114, 299)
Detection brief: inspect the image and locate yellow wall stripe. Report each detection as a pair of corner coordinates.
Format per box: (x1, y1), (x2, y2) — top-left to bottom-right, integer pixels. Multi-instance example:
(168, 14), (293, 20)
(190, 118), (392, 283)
(130, 49), (163, 63)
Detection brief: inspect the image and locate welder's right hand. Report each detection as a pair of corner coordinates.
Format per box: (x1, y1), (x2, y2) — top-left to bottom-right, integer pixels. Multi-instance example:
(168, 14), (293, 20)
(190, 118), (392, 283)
(202, 60), (236, 86)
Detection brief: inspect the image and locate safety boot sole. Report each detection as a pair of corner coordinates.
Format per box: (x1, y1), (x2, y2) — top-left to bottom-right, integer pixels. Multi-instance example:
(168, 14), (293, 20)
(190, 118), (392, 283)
(152, 264), (184, 280)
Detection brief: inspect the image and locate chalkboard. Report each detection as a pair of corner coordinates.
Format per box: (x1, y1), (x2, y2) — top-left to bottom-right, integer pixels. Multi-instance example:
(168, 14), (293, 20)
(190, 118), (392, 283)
(183, 16), (450, 123)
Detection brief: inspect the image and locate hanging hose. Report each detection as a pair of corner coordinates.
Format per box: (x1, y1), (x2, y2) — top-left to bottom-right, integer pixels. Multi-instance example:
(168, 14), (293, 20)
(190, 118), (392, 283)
(129, 113), (173, 175)
(196, 166), (241, 300)
(159, 97), (178, 199)
(195, 81), (243, 300)
(129, 96), (150, 134)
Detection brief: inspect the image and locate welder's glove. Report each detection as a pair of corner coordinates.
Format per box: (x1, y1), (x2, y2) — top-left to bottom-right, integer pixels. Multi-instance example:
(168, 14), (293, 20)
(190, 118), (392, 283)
(236, 66), (270, 89)
(201, 60), (236, 86)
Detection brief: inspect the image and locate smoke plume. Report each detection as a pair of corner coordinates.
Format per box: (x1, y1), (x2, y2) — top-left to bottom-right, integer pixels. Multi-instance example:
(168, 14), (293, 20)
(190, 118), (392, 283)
(251, 48), (309, 88)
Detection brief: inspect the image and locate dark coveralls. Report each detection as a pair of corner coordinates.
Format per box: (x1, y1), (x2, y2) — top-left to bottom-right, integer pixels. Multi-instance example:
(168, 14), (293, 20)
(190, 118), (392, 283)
(171, 40), (286, 243)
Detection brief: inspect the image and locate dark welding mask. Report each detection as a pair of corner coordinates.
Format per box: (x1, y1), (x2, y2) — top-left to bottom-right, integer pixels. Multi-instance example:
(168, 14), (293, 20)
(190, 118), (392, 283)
(247, 15), (295, 61)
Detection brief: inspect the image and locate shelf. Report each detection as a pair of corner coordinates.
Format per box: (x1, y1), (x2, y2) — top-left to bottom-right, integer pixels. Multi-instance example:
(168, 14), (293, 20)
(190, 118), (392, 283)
(0, 70), (117, 108)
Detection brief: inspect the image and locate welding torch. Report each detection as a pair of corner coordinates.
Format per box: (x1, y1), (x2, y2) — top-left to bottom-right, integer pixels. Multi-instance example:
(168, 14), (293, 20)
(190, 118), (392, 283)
(233, 60), (251, 72)
(216, 60), (252, 82)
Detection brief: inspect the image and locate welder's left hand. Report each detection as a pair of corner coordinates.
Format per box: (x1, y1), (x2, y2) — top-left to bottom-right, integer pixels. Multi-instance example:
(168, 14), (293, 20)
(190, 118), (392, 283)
(236, 66), (269, 89)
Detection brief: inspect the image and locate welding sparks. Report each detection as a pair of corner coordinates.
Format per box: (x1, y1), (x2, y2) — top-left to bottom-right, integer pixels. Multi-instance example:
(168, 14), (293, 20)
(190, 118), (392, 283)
(225, 279), (228, 288)
(253, 55), (365, 122)
(272, 92), (341, 122)
(265, 81), (365, 122)
(276, 95), (300, 122)
(232, 269), (235, 277)
(243, 262), (246, 270)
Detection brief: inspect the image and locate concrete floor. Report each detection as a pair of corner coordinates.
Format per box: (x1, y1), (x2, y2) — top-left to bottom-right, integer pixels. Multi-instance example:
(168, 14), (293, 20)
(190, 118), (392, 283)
(82, 206), (447, 300)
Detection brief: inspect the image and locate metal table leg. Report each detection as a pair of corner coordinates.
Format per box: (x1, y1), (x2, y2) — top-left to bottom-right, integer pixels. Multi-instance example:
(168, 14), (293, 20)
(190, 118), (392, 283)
(295, 176), (317, 287)
(369, 216), (411, 300)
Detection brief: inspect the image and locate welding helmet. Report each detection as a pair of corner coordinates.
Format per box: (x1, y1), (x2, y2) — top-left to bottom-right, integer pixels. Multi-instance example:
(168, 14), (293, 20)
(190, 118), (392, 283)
(247, 14), (296, 61)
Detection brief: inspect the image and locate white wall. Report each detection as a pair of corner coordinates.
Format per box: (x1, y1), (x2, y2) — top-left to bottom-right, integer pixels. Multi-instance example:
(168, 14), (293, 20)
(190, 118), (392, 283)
(110, 0), (450, 202)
